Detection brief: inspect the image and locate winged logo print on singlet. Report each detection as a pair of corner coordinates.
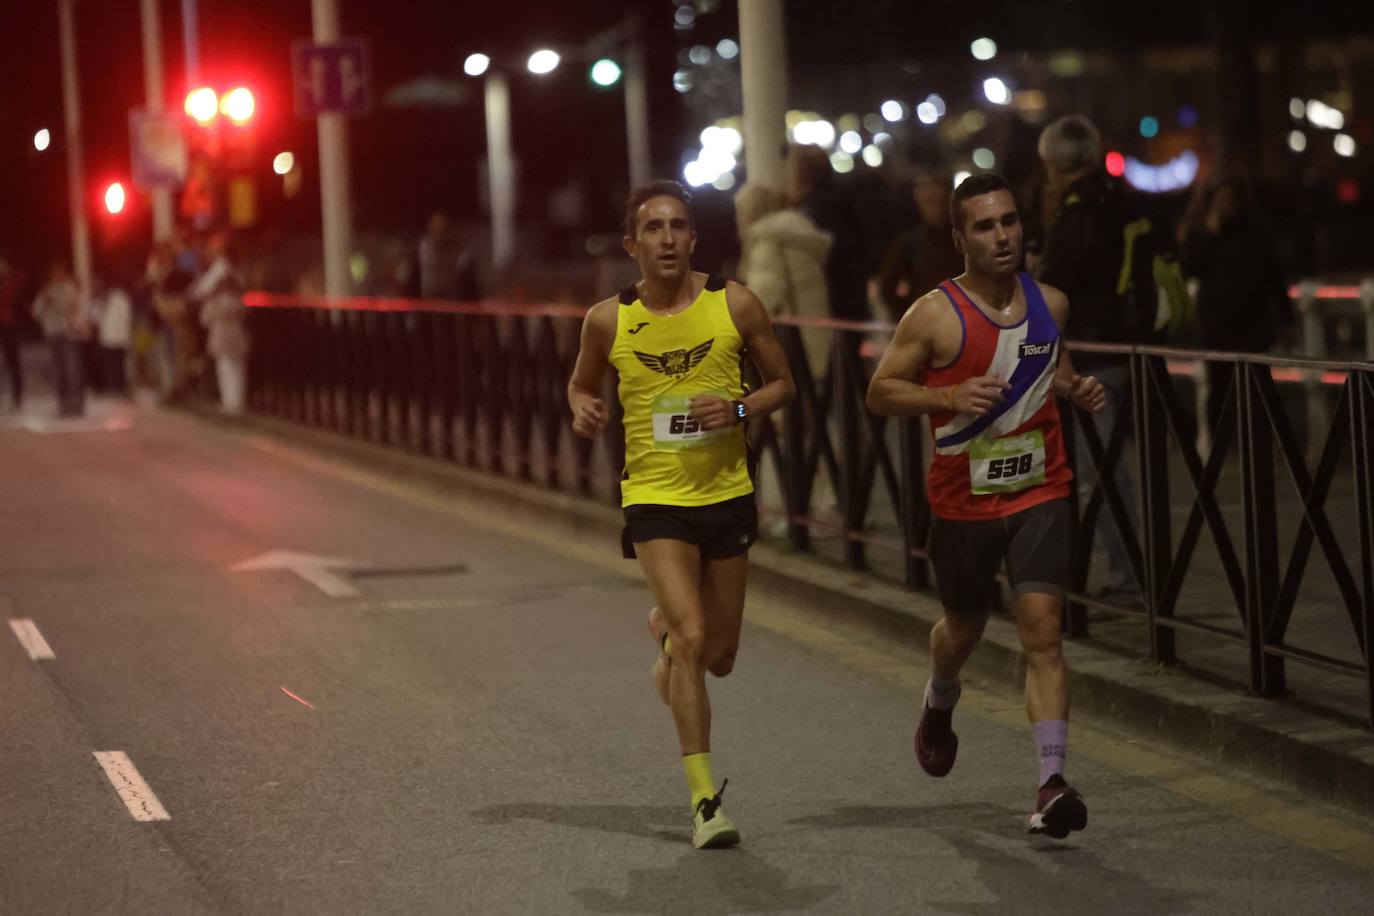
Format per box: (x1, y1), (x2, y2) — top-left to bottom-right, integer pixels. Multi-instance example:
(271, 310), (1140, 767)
(633, 339), (714, 378)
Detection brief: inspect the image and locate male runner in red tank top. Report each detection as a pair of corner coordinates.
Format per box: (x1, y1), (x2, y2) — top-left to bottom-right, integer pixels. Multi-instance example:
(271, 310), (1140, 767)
(867, 173), (1106, 839)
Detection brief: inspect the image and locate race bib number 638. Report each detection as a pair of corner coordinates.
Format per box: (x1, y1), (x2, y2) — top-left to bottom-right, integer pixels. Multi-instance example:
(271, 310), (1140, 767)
(968, 430), (1046, 495)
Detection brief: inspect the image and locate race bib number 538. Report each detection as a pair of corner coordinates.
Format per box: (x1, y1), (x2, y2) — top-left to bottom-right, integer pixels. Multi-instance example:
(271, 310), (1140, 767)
(968, 431), (1046, 495)
(652, 393), (731, 451)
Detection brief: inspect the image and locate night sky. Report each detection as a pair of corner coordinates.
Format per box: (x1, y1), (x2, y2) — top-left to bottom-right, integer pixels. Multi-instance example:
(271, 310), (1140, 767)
(0, 0), (682, 272)
(3, 1), (1373, 280)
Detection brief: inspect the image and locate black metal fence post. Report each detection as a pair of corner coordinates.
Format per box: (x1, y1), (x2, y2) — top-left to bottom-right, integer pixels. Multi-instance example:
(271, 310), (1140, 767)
(1061, 402), (1088, 637)
(898, 416), (929, 589)
(777, 326), (811, 551)
(834, 332), (865, 570)
(1238, 362), (1286, 697)
(1135, 353), (1176, 664)
(1350, 368), (1374, 726)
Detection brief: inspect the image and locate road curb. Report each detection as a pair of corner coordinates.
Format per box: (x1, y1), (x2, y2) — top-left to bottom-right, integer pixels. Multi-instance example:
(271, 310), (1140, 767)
(188, 406), (1374, 816)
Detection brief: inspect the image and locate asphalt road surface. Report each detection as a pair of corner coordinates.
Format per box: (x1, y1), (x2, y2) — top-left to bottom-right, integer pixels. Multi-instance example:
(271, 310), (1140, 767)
(3, 403), (1372, 915)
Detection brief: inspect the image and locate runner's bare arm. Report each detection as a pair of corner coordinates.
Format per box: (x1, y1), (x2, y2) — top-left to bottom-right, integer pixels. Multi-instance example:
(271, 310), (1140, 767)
(567, 297), (617, 437)
(867, 292), (1009, 417)
(1041, 283), (1106, 413)
(689, 282), (795, 431)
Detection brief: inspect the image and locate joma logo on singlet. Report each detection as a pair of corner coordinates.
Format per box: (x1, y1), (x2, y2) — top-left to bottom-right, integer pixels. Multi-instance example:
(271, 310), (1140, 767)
(1019, 341), (1053, 358)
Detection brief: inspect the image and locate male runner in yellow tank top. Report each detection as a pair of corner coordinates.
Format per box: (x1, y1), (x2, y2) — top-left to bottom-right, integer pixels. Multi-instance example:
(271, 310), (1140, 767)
(568, 180), (794, 849)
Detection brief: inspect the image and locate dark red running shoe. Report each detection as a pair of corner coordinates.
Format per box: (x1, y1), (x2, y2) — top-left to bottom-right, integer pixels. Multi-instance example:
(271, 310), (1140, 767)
(914, 703), (958, 777)
(1027, 774), (1088, 839)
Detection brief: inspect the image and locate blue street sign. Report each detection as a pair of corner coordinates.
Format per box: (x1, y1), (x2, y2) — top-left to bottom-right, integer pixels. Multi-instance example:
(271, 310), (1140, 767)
(129, 109), (187, 190)
(292, 39), (371, 117)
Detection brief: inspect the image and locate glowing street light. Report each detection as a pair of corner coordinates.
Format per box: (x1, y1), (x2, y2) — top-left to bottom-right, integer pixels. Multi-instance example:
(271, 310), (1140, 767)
(185, 87), (219, 124)
(464, 53), (490, 77)
(983, 77), (1011, 106)
(104, 182), (126, 215)
(33, 128), (51, 152)
(273, 151), (296, 175)
(220, 87), (255, 125)
(527, 49), (560, 75)
(590, 58), (622, 87)
(971, 37), (998, 61)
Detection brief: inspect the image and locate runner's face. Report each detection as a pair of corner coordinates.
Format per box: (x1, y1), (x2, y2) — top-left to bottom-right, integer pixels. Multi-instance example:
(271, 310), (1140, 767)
(955, 190), (1023, 278)
(625, 196), (696, 284)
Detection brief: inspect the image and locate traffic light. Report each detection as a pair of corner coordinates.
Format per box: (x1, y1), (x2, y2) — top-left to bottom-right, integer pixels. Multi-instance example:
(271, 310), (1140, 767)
(185, 87), (218, 125)
(220, 87), (255, 125)
(104, 181), (126, 215)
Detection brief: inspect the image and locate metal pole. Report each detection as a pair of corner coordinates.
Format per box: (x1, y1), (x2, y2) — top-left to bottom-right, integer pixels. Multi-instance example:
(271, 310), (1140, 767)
(738, 0), (787, 189)
(623, 13), (651, 190)
(1361, 278), (1374, 362)
(484, 73), (515, 271)
(57, 0), (92, 297)
(1298, 280), (1327, 462)
(181, 0), (199, 84)
(140, 0), (174, 242)
(312, 0), (354, 297)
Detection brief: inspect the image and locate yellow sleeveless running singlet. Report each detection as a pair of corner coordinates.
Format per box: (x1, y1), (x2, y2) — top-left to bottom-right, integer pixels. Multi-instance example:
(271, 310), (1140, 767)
(610, 275), (754, 508)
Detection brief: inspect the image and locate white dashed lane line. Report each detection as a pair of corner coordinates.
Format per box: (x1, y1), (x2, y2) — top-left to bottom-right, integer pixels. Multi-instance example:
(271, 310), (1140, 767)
(8, 618), (56, 660)
(93, 752), (172, 822)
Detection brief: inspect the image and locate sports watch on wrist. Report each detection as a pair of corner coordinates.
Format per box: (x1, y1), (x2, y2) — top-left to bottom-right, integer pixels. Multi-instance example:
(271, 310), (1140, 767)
(732, 400), (749, 424)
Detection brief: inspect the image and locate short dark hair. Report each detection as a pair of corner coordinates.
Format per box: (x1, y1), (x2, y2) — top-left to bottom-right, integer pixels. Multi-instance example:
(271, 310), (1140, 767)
(624, 180), (693, 237)
(950, 173), (1015, 231)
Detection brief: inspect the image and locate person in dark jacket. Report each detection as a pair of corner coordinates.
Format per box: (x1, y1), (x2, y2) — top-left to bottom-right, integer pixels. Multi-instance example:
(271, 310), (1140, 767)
(1037, 115), (1142, 604)
(1179, 179), (1293, 433)
(0, 257), (24, 410)
(876, 166), (965, 321)
(787, 143), (869, 325)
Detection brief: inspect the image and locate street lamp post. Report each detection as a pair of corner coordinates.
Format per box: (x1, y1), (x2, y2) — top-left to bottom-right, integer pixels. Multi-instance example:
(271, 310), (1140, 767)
(57, 0), (92, 296)
(311, 0), (355, 298)
(621, 12), (651, 190)
(739, 0), (788, 189)
(465, 50), (560, 274)
(466, 28), (648, 273)
(140, 0), (175, 242)
(484, 72), (516, 271)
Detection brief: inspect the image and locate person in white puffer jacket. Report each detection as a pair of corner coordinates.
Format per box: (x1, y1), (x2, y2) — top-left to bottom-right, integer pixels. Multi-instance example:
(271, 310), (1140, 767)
(734, 183), (833, 379)
(190, 234), (250, 416)
(734, 183), (836, 534)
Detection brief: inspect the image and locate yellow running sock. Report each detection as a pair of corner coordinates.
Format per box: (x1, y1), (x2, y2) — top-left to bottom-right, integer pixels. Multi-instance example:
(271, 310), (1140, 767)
(683, 752), (715, 809)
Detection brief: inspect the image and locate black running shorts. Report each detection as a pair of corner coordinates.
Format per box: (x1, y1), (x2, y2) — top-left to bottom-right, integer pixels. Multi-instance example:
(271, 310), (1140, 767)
(929, 498), (1071, 617)
(621, 494), (759, 560)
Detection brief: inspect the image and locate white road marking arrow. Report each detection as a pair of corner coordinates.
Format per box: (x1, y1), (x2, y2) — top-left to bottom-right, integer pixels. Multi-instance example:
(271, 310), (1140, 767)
(231, 551), (366, 598)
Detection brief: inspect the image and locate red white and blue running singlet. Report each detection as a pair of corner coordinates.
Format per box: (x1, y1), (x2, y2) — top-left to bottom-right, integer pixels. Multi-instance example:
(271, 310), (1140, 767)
(918, 272), (1073, 521)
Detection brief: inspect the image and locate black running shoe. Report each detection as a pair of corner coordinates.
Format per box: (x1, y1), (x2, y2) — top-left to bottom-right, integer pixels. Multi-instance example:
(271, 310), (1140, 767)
(1027, 774), (1088, 839)
(915, 704), (959, 777)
